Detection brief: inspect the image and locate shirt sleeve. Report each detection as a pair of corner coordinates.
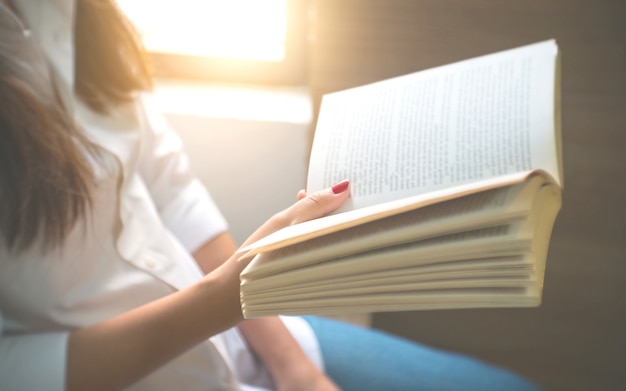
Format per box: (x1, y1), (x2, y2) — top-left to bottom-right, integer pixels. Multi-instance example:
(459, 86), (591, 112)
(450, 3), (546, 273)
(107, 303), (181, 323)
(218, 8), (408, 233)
(135, 94), (229, 252)
(0, 312), (70, 391)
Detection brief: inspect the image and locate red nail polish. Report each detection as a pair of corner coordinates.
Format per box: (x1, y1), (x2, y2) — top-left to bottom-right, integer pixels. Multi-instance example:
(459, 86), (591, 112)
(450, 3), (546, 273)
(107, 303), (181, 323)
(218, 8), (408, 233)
(331, 180), (349, 194)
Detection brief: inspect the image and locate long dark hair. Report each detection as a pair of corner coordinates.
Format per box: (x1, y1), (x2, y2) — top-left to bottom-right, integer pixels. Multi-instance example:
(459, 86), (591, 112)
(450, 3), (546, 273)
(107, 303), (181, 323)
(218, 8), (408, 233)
(0, 0), (152, 252)
(75, 0), (152, 112)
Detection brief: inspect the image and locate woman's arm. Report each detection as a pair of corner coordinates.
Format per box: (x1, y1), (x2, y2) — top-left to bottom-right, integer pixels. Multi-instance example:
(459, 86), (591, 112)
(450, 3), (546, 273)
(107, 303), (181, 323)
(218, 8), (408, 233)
(66, 257), (242, 391)
(237, 318), (340, 391)
(194, 233), (340, 391)
(64, 183), (349, 391)
(192, 184), (350, 391)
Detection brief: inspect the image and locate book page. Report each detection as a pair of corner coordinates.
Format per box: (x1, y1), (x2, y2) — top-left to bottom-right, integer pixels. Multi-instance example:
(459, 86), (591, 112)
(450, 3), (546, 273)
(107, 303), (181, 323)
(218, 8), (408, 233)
(238, 171), (533, 257)
(241, 181), (559, 292)
(241, 223), (533, 290)
(254, 257), (533, 298)
(307, 40), (560, 213)
(240, 183), (561, 318)
(242, 288), (539, 318)
(241, 176), (545, 279)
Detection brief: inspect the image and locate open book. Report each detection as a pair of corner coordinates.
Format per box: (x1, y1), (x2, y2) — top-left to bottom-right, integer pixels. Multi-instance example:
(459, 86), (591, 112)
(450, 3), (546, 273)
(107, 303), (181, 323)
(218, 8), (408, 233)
(238, 40), (562, 318)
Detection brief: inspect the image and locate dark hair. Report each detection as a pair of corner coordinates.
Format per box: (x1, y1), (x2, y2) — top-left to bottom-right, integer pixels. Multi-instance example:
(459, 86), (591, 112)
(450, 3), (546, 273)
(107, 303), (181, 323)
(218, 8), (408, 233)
(0, 76), (95, 251)
(75, 0), (153, 113)
(0, 0), (152, 251)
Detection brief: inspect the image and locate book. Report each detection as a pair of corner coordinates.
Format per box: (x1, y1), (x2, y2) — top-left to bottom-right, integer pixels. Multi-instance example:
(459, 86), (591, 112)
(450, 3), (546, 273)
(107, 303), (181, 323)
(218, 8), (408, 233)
(238, 40), (563, 318)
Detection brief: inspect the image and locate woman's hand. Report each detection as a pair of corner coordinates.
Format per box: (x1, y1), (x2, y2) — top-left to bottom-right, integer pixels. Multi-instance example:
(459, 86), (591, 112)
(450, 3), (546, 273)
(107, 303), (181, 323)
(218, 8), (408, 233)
(239, 179), (350, 249)
(203, 179), (351, 323)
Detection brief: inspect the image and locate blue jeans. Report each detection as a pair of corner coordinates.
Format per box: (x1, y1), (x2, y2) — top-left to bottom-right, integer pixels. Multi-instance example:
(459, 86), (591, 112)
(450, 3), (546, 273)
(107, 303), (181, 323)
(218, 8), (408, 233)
(304, 316), (542, 391)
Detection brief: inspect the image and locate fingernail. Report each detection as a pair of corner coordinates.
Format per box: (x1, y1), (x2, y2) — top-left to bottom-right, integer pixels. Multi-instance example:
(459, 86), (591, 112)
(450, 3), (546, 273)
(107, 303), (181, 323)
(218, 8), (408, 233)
(331, 180), (349, 194)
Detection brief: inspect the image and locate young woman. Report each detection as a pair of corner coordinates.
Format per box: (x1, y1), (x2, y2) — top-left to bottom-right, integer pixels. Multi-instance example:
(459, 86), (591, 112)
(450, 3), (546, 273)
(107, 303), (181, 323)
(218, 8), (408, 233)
(0, 1), (542, 390)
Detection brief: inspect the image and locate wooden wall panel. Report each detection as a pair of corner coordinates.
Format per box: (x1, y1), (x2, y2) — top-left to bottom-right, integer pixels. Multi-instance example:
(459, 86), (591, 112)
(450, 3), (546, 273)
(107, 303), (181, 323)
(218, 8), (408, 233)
(307, 1), (626, 390)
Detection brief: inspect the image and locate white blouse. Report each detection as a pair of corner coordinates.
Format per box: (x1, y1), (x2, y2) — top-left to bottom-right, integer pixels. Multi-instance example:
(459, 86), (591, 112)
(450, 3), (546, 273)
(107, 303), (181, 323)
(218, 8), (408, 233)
(0, 1), (322, 390)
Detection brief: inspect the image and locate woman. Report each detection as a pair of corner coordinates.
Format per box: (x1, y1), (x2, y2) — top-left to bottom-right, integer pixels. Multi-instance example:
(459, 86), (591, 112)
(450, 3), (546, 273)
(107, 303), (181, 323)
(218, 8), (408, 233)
(0, 1), (542, 390)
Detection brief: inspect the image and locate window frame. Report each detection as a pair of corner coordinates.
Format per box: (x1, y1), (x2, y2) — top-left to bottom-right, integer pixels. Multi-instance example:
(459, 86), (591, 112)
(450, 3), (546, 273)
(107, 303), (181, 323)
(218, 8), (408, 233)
(144, 0), (309, 85)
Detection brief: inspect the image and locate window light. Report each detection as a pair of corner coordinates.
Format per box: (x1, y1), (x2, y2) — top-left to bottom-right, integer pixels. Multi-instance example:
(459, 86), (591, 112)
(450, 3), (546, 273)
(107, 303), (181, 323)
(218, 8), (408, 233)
(117, 0), (287, 62)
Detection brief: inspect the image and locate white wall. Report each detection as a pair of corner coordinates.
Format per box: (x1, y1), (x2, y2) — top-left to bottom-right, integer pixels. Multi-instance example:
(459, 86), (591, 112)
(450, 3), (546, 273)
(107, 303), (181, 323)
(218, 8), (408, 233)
(155, 82), (312, 245)
(167, 115), (310, 245)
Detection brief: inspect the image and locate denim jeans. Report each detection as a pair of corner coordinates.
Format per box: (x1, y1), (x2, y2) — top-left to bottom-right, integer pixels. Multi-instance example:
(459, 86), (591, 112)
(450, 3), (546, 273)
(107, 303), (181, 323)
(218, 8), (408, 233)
(303, 316), (542, 391)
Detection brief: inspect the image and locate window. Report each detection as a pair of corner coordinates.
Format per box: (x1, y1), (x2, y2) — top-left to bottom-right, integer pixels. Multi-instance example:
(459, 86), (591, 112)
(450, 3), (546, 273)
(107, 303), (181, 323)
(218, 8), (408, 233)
(117, 0), (308, 85)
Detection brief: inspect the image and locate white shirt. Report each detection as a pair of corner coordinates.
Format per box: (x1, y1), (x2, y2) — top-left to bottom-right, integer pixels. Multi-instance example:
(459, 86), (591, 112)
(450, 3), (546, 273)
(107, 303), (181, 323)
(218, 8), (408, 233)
(0, 1), (322, 390)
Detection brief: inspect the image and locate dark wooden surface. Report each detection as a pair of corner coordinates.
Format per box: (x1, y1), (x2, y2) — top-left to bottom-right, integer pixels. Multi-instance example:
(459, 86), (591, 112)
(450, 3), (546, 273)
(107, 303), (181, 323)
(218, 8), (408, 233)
(308, 1), (626, 390)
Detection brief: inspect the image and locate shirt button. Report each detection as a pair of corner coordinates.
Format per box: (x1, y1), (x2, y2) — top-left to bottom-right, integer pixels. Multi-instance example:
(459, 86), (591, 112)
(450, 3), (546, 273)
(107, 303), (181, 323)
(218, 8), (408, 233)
(145, 259), (157, 268)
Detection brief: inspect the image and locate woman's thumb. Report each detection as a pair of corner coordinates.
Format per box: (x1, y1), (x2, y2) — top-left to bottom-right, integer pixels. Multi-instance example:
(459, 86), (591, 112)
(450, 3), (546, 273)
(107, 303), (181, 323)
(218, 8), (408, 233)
(287, 180), (350, 225)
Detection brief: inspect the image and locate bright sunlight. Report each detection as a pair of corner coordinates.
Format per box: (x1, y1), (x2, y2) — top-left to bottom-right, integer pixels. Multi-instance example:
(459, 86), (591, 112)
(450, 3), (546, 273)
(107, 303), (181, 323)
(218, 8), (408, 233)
(118, 0), (287, 61)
